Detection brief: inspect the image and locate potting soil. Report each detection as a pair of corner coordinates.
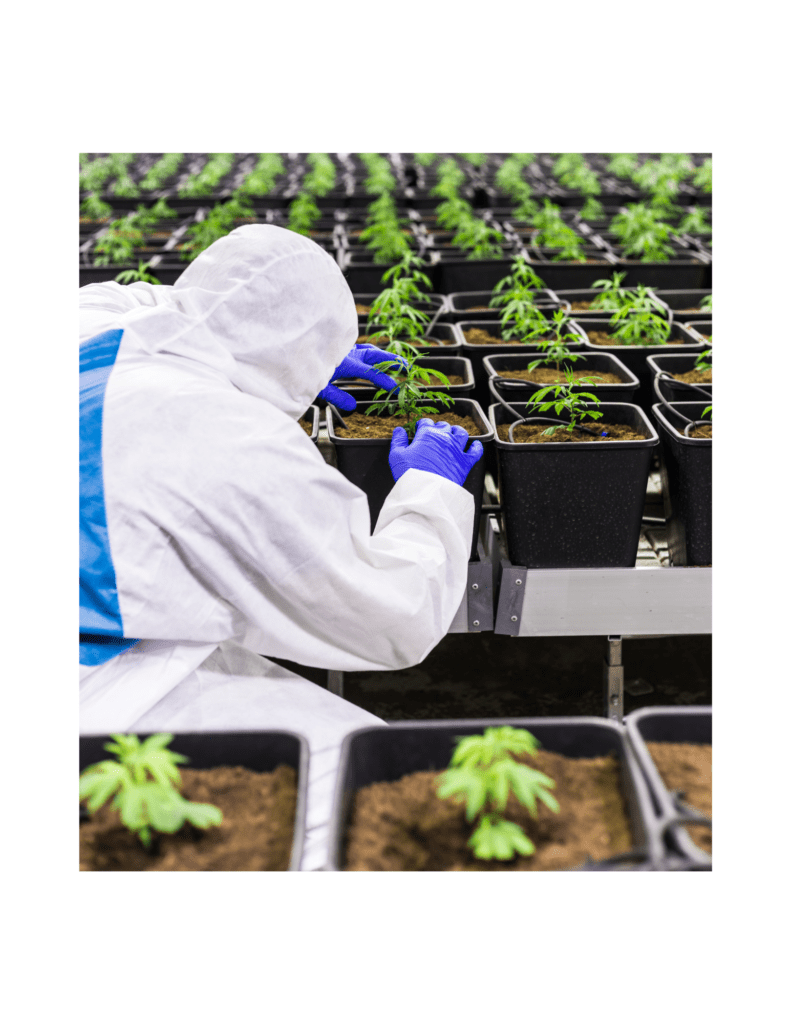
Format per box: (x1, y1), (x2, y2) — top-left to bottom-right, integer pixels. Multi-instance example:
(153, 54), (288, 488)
(671, 368), (712, 384)
(336, 410), (480, 440)
(645, 742), (712, 855)
(587, 331), (683, 347)
(355, 304), (371, 314)
(684, 424), (712, 439)
(344, 749), (633, 870)
(463, 328), (558, 347)
(79, 764), (297, 871)
(340, 373), (465, 387)
(299, 417), (313, 436)
(495, 422), (647, 444)
(357, 334), (444, 347)
(498, 367), (623, 385)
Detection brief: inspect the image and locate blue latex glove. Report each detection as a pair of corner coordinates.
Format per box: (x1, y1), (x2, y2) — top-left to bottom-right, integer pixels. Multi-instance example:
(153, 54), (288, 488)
(318, 344), (407, 413)
(389, 418), (484, 487)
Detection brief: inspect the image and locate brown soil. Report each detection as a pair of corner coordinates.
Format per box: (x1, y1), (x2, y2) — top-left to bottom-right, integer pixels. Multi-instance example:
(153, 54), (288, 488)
(358, 334), (445, 347)
(467, 304), (495, 311)
(299, 416), (314, 436)
(696, 334), (712, 341)
(685, 424), (712, 439)
(344, 749), (633, 871)
(672, 368), (712, 384)
(462, 328), (557, 347)
(587, 330), (683, 347)
(335, 410), (480, 440)
(569, 301), (618, 312)
(355, 304), (371, 314)
(675, 307), (703, 313)
(340, 373), (465, 387)
(79, 765), (297, 871)
(645, 742), (711, 855)
(496, 421), (647, 444)
(498, 367), (623, 385)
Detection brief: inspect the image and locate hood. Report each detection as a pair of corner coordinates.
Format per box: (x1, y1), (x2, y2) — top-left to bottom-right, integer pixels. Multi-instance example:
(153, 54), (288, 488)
(99, 225), (357, 418)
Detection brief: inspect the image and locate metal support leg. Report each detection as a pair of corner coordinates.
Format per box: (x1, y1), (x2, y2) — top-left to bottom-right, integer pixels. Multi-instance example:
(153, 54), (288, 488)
(327, 670), (344, 698)
(603, 635), (624, 724)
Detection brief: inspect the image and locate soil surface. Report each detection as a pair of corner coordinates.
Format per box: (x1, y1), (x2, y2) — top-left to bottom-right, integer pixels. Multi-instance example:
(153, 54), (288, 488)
(672, 368), (712, 384)
(498, 367), (623, 385)
(496, 421), (647, 444)
(344, 749), (633, 871)
(645, 742), (711, 855)
(80, 765), (297, 871)
(685, 424), (712, 439)
(462, 328), (557, 347)
(587, 330), (683, 347)
(466, 304), (495, 311)
(299, 416), (314, 436)
(355, 304), (371, 314)
(336, 410), (480, 440)
(569, 301), (616, 311)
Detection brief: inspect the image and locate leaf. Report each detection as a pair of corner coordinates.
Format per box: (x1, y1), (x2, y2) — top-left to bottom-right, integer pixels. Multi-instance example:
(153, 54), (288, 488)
(182, 802), (223, 830)
(437, 766), (487, 821)
(144, 784), (187, 834)
(79, 762), (128, 812)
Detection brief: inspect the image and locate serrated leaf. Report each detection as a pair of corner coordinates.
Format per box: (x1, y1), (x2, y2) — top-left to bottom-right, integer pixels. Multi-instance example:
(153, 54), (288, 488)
(183, 802), (223, 830)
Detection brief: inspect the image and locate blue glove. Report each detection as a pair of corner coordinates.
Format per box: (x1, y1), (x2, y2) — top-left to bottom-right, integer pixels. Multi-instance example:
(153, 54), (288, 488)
(318, 344), (407, 413)
(389, 418), (484, 487)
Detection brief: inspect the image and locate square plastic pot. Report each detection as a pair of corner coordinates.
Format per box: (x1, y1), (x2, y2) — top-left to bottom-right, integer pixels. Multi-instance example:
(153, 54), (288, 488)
(454, 318), (588, 410)
(646, 290), (712, 324)
(609, 249), (710, 290)
(645, 353), (712, 404)
(579, 318), (705, 414)
(79, 731), (309, 871)
(684, 320), (712, 343)
(302, 404), (320, 443)
(548, 288), (668, 319)
(651, 401), (712, 566)
(326, 398), (493, 562)
(483, 351), (640, 406)
(444, 289), (566, 323)
(331, 355), (475, 403)
(341, 251), (440, 293)
(430, 252), (523, 294)
(326, 718), (661, 871)
(625, 707), (712, 869)
(357, 322), (461, 355)
(512, 257), (621, 291)
(490, 401), (659, 569)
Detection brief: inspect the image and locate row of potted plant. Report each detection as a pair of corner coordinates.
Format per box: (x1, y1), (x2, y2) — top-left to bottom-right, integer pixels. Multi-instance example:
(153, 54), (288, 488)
(79, 706), (711, 871)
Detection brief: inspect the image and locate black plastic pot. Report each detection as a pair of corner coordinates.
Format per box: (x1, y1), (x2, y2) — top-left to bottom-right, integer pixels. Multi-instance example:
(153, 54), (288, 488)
(454, 319), (588, 410)
(332, 355), (475, 403)
(326, 398), (493, 561)
(326, 718), (660, 871)
(430, 253), (523, 295)
(610, 249), (710, 289)
(625, 707), (712, 869)
(353, 292), (447, 320)
(79, 731), (309, 871)
(302, 404), (320, 443)
(341, 251), (439, 293)
(684, 320), (712, 343)
(645, 353), (712, 403)
(549, 288), (668, 319)
(484, 351), (640, 405)
(643, 289), (712, 325)
(651, 401), (712, 566)
(513, 257), (621, 291)
(444, 289), (566, 323)
(490, 401), (659, 569)
(579, 318), (705, 413)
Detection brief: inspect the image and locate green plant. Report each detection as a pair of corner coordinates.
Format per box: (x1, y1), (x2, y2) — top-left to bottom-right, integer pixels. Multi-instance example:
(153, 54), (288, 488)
(130, 198), (178, 232)
(436, 194), (474, 230)
(692, 158), (712, 194)
(360, 153), (396, 196)
(287, 191), (321, 236)
(495, 156), (538, 216)
(80, 156), (114, 193)
(178, 153), (235, 197)
(181, 195), (254, 258)
(461, 153), (487, 169)
(366, 255), (435, 357)
(79, 733), (222, 851)
(701, 293), (712, 312)
(607, 153), (639, 179)
(610, 203), (675, 261)
(80, 193), (113, 220)
(678, 206), (711, 236)
(694, 348), (712, 374)
(431, 157), (465, 197)
(525, 370), (605, 436)
(452, 215), (504, 259)
(489, 256), (550, 339)
(112, 174), (140, 198)
(525, 313), (588, 373)
(608, 308), (671, 346)
(115, 260), (162, 285)
(413, 153), (436, 167)
(365, 353), (452, 437)
(303, 152), (336, 197)
(93, 215), (144, 266)
(139, 153), (184, 191)
(436, 726), (559, 860)
(589, 271), (631, 311)
(531, 200), (586, 261)
(238, 153), (285, 197)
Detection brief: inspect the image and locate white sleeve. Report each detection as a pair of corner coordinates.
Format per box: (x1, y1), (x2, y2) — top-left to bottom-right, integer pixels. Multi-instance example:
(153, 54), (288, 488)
(109, 393), (475, 673)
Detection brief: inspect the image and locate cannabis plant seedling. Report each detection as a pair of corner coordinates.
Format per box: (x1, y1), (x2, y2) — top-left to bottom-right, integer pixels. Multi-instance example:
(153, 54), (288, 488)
(115, 261), (162, 285)
(678, 206), (711, 236)
(701, 294), (712, 312)
(695, 348), (712, 374)
(611, 203), (675, 261)
(608, 309), (671, 346)
(79, 733), (222, 850)
(489, 257), (548, 338)
(80, 193), (113, 221)
(526, 371), (605, 436)
(287, 192), (321, 236)
(692, 158), (712, 194)
(452, 215), (504, 259)
(436, 726), (559, 860)
(365, 354), (452, 437)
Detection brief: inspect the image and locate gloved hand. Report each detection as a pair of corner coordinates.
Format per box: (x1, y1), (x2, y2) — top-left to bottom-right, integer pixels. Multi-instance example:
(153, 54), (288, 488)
(389, 418), (484, 487)
(318, 344), (407, 413)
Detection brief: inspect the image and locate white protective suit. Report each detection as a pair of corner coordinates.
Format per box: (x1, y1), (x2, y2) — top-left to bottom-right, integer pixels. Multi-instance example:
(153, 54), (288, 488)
(79, 225), (474, 869)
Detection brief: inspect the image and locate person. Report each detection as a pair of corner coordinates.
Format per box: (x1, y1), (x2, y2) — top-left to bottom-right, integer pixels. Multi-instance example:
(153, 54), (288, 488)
(79, 224), (483, 869)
